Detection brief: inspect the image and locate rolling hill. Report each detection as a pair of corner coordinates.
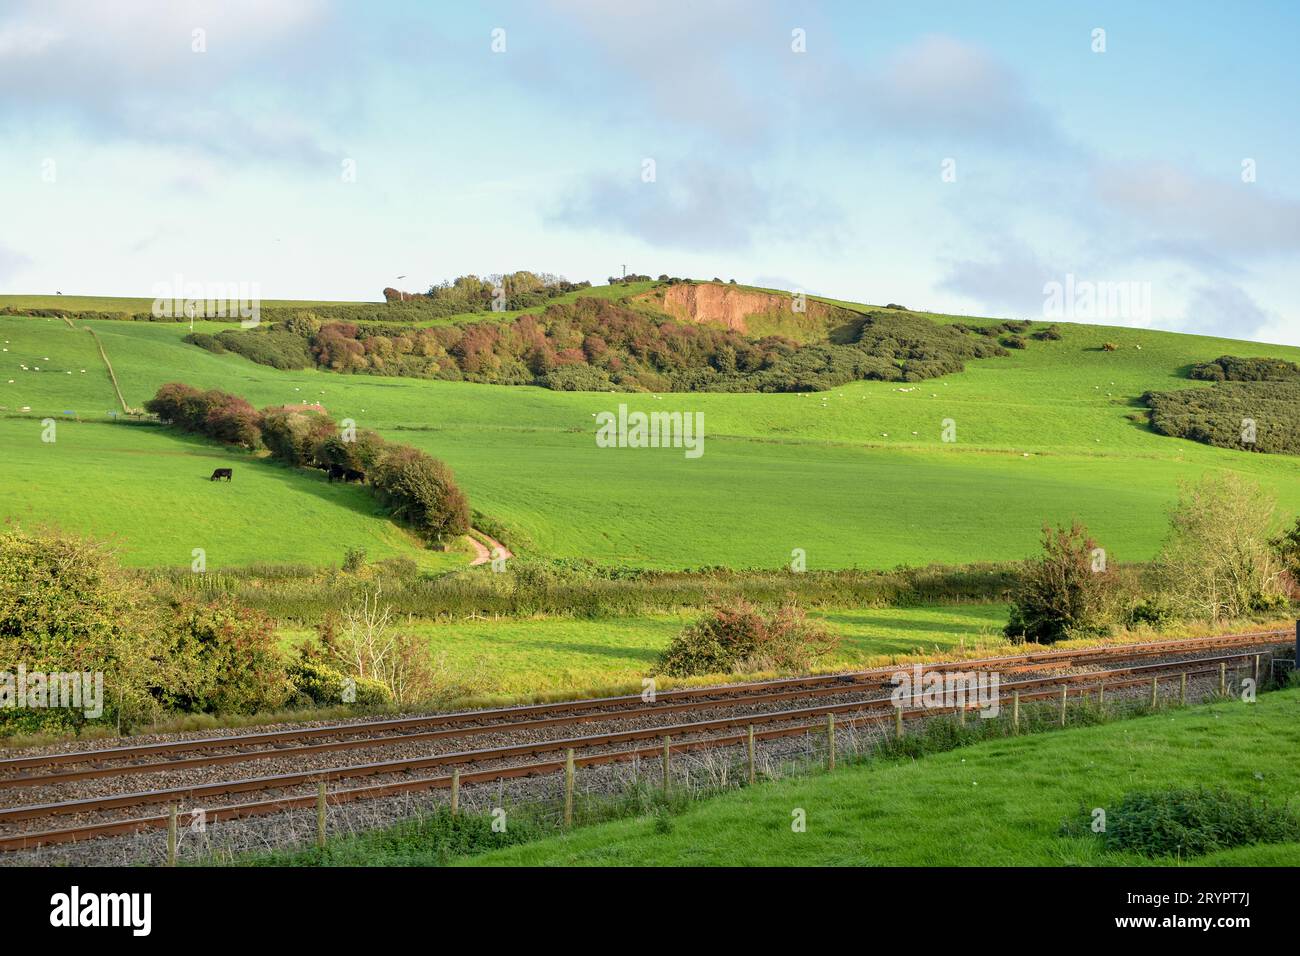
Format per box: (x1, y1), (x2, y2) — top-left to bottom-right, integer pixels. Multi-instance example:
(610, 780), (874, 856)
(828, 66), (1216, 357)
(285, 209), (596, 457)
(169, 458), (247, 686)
(3, 284), (1299, 570)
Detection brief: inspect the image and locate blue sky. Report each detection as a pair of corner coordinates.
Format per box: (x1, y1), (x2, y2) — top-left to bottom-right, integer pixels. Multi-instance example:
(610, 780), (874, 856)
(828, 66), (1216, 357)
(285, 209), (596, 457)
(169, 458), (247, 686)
(1, 0), (1297, 342)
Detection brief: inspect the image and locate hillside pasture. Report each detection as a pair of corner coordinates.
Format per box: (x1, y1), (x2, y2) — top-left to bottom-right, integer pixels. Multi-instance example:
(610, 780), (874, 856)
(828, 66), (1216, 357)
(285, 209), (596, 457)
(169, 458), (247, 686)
(4, 295), (1300, 571)
(0, 416), (456, 568)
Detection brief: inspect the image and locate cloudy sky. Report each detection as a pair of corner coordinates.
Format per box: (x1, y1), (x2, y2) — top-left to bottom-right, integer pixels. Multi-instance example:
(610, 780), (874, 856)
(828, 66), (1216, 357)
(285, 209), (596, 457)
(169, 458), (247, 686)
(1, 0), (1297, 342)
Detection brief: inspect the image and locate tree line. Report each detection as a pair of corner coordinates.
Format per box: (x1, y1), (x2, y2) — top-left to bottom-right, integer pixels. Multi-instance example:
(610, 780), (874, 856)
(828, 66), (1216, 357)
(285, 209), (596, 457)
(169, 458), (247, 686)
(143, 382), (469, 545)
(194, 298), (1045, 393)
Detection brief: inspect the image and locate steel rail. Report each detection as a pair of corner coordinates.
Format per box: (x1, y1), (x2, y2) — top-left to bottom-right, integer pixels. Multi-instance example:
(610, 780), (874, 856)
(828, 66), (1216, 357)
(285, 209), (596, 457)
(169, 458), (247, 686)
(0, 629), (1281, 775)
(0, 650), (1261, 832)
(6, 634), (1276, 789)
(0, 654), (1258, 852)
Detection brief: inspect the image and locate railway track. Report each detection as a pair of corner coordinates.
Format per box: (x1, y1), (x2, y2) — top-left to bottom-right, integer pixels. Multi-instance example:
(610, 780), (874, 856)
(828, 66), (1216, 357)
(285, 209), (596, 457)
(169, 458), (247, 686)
(0, 628), (1281, 781)
(0, 631), (1286, 853)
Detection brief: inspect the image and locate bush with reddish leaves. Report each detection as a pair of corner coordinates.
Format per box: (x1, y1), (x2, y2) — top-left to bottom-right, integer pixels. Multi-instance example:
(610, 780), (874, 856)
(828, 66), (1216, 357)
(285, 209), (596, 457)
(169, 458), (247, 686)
(655, 599), (839, 677)
(144, 382), (264, 449)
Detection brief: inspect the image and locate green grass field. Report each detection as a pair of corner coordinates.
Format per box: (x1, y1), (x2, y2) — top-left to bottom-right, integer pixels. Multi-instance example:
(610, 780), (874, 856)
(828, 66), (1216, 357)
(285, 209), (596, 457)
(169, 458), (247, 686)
(0, 294), (364, 312)
(4, 287), (1300, 570)
(281, 603), (1010, 697)
(464, 688), (1300, 866)
(0, 416), (463, 569)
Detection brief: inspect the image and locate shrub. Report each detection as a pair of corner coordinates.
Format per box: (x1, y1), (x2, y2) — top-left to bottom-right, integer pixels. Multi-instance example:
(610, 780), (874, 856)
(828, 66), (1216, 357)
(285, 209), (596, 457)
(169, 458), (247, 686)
(144, 383), (263, 449)
(542, 364), (614, 391)
(183, 332), (226, 354)
(157, 597), (292, 714)
(260, 406), (336, 467)
(281, 312), (322, 338)
(1189, 355), (1300, 382)
(1154, 473), (1286, 622)
(343, 547), (367, 572)
(1270, 514), (1300, 584)
(315, 588), (486, 705)
(1087, 787), (1300, 858)
(1125, 598), (1174, 630)
(655, 599), (839, 677)
(1002, 335), (1028, 349)
(1004, 521), (1116, 644)
(314, 429), (387, 473)
(214, 328), (313, 369)
(143, 381), (202, 426)
(371, 446), (470, 544)
(0, 527), (164, 734)
(0, 528), (296, 734)
(201, 391), (262, 448)
(287, 656), (390, 708)
(1145, 379), (1300, 455)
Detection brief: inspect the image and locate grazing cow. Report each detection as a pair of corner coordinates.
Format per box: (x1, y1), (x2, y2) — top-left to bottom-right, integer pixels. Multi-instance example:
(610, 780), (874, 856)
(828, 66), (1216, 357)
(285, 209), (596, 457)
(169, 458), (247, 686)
(327, 464), (364, 483)
(210, 468), (233, 481)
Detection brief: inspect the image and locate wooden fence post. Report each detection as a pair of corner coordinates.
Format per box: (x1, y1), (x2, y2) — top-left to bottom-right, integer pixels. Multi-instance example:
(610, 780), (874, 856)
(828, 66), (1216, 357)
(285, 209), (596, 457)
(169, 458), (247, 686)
(1059, 686), (1067, 726)
(1180, 671), (1187, 706)
(747, 724), (756, 785)
(661, 736), (671, 794)
(450, 769), (460, 817)
(959, 703), (967, 726)
(167, 805), (177, 866)
(316, 781), (327, 849)
(564, 749), (575, 828)
(826, 714), (836, 771)
(1150, 676), (1158, 709)
(894, 706), (904, 739)
(1012, 690), (1020, 733)
(1219, 662), (1227, 696)
(1254, 654), (1260, 686)
(1098, 683), (1105, 712)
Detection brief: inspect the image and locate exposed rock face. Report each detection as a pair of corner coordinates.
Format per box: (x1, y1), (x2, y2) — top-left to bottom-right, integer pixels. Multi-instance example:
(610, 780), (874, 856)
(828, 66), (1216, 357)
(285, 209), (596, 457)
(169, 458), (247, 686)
(651, 283), (810, 332)
(636, 282), (861, 344)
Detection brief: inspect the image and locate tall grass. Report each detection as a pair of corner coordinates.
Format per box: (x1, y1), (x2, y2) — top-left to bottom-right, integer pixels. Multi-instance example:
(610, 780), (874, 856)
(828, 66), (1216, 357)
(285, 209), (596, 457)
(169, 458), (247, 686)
(145, 560), (1021, 624)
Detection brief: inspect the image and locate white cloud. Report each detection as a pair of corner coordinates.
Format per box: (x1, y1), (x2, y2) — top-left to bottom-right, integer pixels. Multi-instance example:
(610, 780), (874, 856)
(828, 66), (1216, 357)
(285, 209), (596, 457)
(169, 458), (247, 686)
(0, 241), (32, 283)
(0, 0), (337, 163)
(1094, 161), (1300, 259)
(1178, 281), (1272, 340)
(854, 34), (1060, 147)
(550, 159), (844, 253)
(938, 236), (1057, 316)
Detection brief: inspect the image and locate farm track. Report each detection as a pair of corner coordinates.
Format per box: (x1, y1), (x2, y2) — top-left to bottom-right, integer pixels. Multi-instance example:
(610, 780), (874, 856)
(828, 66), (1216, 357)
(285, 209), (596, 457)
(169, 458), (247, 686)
(0, 630), (1287, 852)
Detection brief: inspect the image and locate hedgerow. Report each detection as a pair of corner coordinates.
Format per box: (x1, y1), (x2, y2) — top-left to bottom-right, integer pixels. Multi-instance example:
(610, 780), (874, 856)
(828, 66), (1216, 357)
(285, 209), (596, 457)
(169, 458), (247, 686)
(200, 296), (1023, 393)
(144, 383), (469, 546)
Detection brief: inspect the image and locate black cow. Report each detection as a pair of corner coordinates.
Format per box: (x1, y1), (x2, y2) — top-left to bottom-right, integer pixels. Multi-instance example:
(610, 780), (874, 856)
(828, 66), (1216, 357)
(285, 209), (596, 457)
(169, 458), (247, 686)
(210, 468), (233, 481)
(327, 464), (364, 483)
